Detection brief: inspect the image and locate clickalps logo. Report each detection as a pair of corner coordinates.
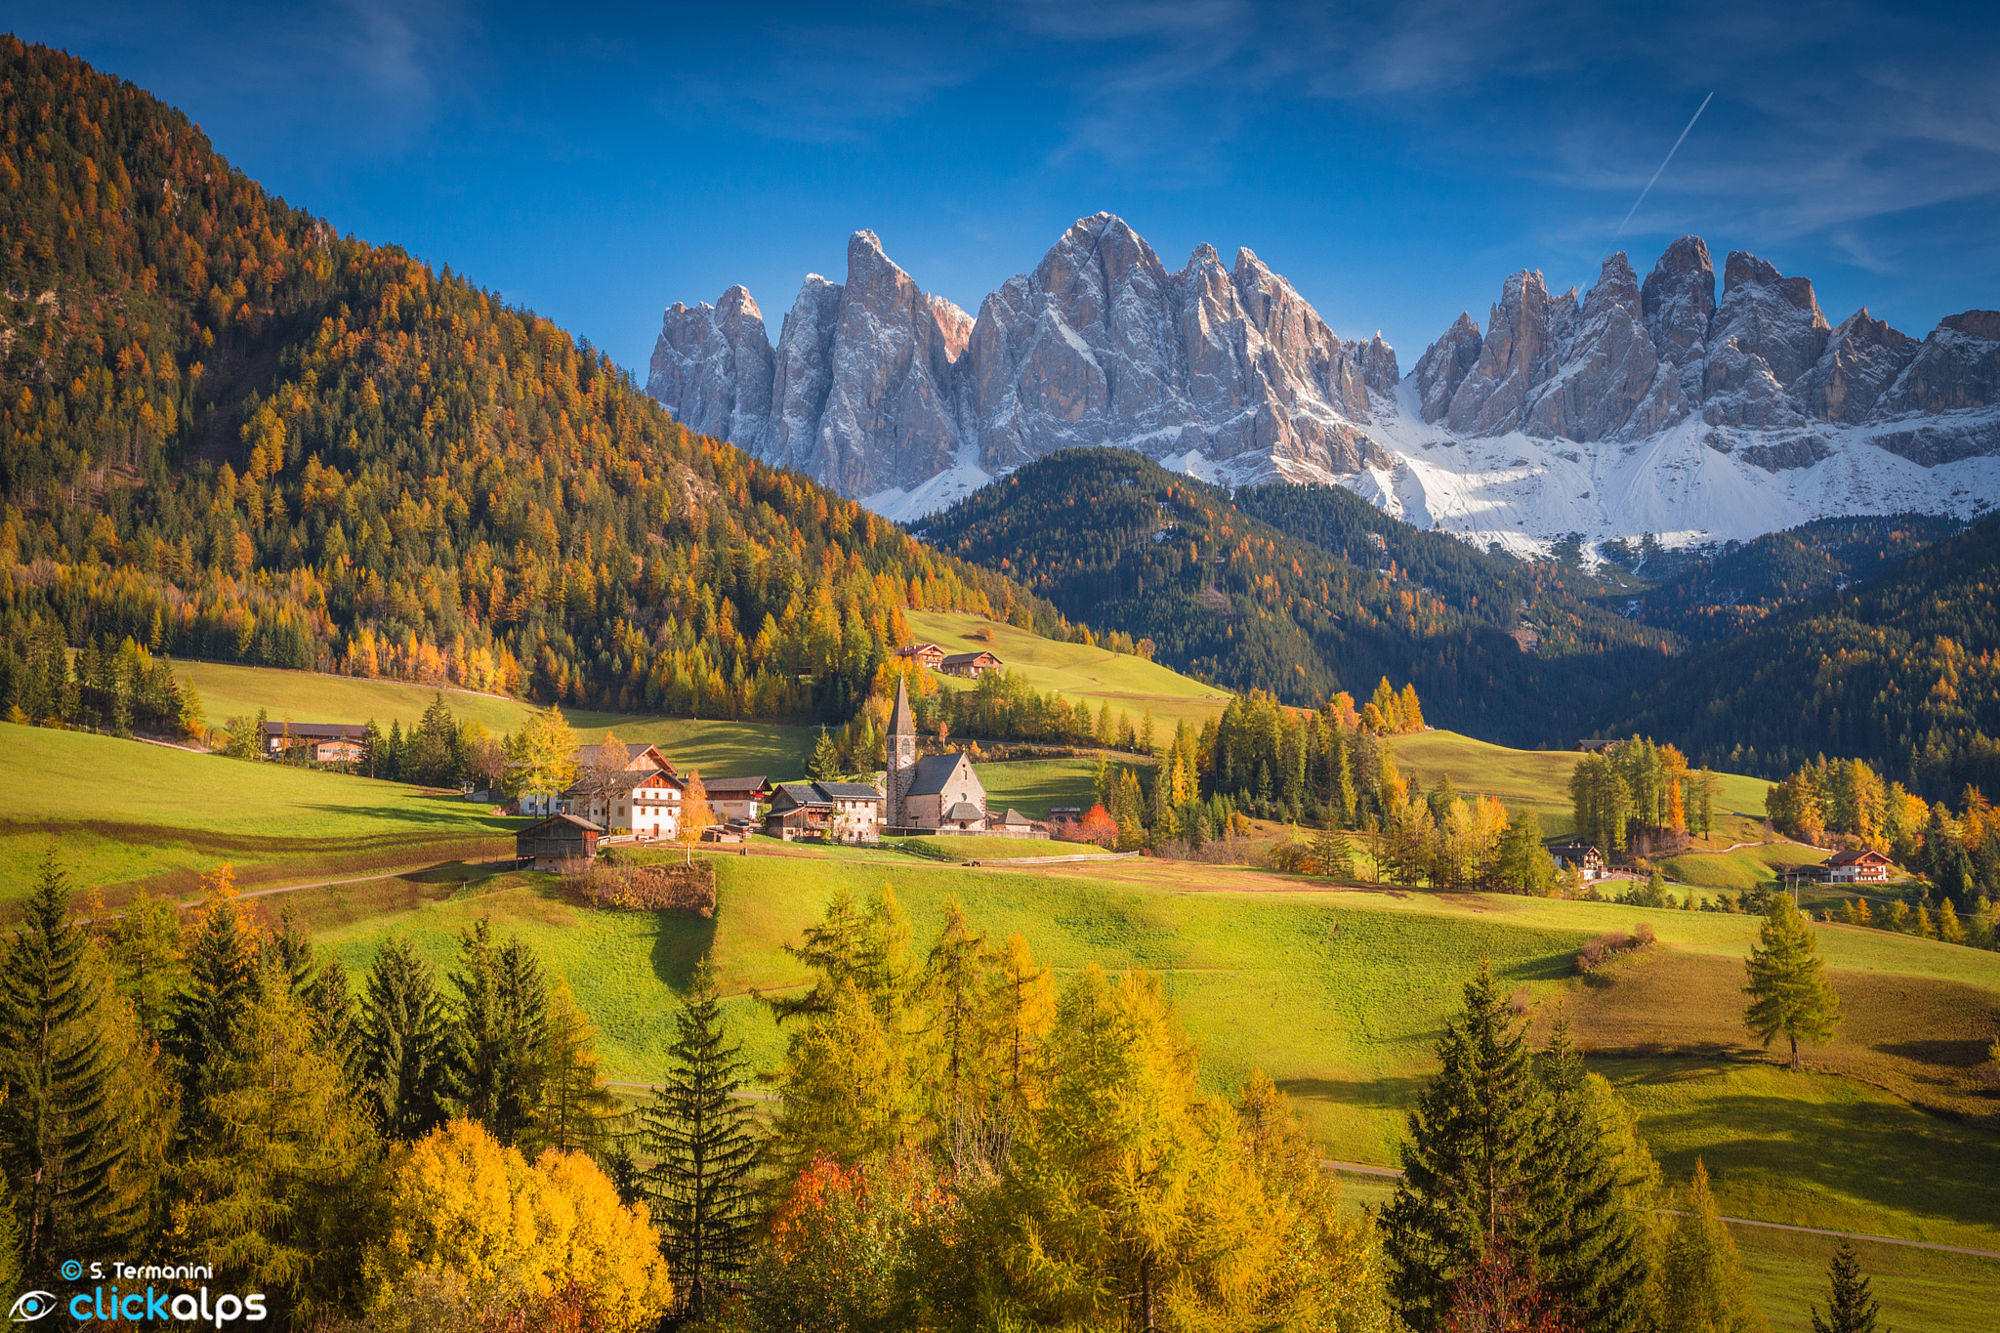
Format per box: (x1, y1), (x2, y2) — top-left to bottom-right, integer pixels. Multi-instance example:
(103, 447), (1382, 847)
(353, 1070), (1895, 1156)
(11, 1262), (267, 1326)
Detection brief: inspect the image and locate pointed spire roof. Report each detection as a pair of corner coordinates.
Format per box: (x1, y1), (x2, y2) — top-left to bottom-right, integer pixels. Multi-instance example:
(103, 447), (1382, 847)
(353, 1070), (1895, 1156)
(889, 675), (915, 738)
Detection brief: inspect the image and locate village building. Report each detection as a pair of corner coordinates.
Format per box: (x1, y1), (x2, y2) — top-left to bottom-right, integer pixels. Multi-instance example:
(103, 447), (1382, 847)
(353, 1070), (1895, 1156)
(515, 813), (602, 870)
(1548, 842), (1606, 880)
(938, 650), (1003, 678)
(764, 781), (885, 842)
(894, 642), (946, 670)
(984, 807), (1041, 837)
(1823, 849), (1893, 884)
(885, 677), (989, 832)
(517, 741), (685, 841)
(701, 775), (772, 824)
(261, 720), (368, 763)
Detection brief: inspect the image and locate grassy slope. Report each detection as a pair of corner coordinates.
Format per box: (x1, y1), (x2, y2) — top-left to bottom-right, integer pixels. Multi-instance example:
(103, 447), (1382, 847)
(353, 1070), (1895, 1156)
(890, 835), (1110, 860)
(316, 848), (2000, 1277)
(173, 660), (816, 775)
(905, 609), (1228, 732)
(0, 723), (514, 903)
(1663, 841), (1827, 891)
(1389, 729), (1774, 845)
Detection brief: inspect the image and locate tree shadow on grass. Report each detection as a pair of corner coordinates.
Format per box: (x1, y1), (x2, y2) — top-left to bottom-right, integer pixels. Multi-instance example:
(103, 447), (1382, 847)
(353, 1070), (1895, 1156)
(1277, 1073), (1431, 1113)
(649, 911), (717, 995)
(1644, 1088), (2000, 1234)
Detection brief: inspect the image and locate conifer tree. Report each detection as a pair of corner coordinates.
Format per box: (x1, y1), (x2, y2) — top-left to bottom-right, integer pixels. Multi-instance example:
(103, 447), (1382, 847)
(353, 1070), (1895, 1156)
(359, 939), (454, 1140)
(451, 920), (548, 1145)
(806, 727), (840, 781)
(922, 900), (991, 1127)
(985, 933), (1056, 1113)
(0, 855), (126, 1272)
(304, 956), (364, 1086)
(1810, 1241), (1882, 1333)
(1312, 814), (1357, 880)
(1744, 894), (1840, 1069)
(1380, 961), (1548, 1331)
(532, 978), (619, 1154)
(167, 868), (265, 1123)
(1654, 1161), (1766, 1333)
(641, 959), (760, 1322)
(1535, 1025), (1651, 1332)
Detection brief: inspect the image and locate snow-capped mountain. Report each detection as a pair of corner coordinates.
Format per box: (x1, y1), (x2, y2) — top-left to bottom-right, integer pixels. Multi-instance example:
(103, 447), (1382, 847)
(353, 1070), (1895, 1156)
(647, 214), (2000, 554)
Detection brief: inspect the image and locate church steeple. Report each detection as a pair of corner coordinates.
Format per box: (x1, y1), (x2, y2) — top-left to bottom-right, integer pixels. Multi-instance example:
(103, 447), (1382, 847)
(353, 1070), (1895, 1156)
(886, 675), (917, 829)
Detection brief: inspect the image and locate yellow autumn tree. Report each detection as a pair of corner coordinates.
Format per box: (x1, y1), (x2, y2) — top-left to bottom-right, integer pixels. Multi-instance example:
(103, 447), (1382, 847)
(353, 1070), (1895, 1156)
(367, 1119), (672, 1331)
(677, 771), (714, 864)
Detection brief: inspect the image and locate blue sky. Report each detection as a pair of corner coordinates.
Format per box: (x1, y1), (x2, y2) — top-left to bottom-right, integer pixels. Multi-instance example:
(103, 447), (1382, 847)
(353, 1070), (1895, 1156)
(12, 0), (2000, 372)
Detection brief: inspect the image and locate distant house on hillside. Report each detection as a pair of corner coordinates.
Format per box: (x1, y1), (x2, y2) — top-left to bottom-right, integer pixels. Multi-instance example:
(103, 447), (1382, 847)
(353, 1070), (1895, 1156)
(702, 775), (772, 824)
(261, 721), (367, 763)
(1823, 849), (1893, 884)
(1549, 842), (1606, 880)
(895, 642), (946, 670)
(1573, 738), (1617, 754)
(516, 813), (602, 870)
(938, 650), (1002, 678)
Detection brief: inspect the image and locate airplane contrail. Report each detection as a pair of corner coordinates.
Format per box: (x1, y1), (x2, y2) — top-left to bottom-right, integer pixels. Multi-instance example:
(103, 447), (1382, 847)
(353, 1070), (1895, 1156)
(1617, 91), (1714, 235)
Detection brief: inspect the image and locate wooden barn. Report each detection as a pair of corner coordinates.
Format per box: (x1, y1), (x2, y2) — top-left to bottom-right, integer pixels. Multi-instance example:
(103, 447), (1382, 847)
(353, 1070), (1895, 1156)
(516, 813), (604, 870)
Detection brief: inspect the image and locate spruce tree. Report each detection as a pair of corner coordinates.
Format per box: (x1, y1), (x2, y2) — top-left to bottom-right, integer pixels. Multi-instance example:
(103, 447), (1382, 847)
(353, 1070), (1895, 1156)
(1536, 1024), (1650, 1332)
(0, 855), (126, 1272)
(641, 959), (761, 1322)
(167, 877), (265, 1123)
(1810, 1241), (1882, 1333)
(358, 939), (454, 1140)
(1381, 961), (1549, 1331)
(1744, 894), (1840, 1069)
(1312, 814), (1356, 880)
(451, 921), (548, 1145)
(806, 726), (840, 781)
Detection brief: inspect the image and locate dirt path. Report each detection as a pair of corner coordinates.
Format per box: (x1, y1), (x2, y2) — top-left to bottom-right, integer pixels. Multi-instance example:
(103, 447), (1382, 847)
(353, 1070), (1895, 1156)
(1323, 1161), (2000, 1260)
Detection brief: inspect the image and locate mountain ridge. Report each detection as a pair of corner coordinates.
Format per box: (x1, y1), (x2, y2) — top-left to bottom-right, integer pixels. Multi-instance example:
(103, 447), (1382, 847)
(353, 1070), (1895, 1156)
(650, 216), (2000, 555)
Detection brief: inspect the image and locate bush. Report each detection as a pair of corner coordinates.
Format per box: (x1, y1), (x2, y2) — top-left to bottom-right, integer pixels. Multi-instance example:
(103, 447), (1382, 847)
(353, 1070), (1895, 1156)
(1573, 926), (1657, 975)
(566, 863), (716, 915)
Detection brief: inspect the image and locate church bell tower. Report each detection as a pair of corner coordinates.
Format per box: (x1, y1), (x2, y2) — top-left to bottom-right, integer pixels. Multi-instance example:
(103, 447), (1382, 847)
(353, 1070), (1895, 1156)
(886, 675), (917, 829)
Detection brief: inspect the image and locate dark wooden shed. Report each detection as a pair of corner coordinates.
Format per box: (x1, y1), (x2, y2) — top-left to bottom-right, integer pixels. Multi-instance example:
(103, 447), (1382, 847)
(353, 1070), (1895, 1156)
(516, 812), (604, 870)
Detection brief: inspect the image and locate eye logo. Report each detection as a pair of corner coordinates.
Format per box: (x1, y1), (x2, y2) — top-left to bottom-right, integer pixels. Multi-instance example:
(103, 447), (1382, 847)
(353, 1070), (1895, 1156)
(7, 1291), (57, 1322)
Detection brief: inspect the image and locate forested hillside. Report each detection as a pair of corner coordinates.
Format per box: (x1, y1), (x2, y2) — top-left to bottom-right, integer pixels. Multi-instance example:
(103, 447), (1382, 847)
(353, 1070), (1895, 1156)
(917, 449), (1672, 746)
(0, 38), (1056, 723)
(1601, 514), (1963, 640)
(1608, 512), (2000, 797)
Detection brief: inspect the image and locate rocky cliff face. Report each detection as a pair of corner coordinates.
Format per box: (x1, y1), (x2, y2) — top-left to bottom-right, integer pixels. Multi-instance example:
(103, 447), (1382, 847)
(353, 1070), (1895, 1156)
(648, 212), (1396, 507)
(648, 215), (2000, 549)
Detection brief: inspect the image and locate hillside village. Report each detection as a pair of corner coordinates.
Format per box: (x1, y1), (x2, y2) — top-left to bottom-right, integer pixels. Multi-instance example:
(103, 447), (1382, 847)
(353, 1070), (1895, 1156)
(4, 30), (1999, 1333)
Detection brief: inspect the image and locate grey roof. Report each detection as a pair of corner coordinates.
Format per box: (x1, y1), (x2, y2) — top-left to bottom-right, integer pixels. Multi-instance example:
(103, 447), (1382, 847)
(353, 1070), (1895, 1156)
(904, 752), (972, 797)
(992, 808), (1033, 826)
(262, 721), (367, 739)
(817, 781), (884, 801)
(771, 782), (831, 809)
(940, 651), (1000, 666)
(945, 801), (985, 822)
(700, 775), (769, 795)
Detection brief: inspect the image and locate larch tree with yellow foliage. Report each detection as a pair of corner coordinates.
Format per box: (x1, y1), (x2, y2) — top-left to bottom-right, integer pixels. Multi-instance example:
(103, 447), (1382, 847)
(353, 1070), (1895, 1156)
(367, 1119), (673, 1332)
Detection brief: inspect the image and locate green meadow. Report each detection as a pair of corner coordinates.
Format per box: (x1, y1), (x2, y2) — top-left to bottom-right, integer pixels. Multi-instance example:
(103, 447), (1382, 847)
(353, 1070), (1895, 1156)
(0, 722), (515, 904)
(1389, 728), (1775, 845)
(171, 659), (816, 775)
(904, 608), (1229, 732)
